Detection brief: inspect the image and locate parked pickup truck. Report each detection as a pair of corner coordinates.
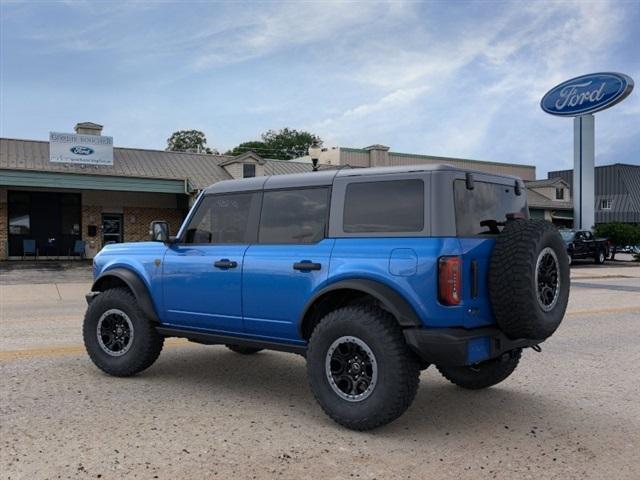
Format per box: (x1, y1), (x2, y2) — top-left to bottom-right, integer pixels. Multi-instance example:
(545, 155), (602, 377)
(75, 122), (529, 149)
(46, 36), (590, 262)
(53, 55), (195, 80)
(559, 230), (609, 265)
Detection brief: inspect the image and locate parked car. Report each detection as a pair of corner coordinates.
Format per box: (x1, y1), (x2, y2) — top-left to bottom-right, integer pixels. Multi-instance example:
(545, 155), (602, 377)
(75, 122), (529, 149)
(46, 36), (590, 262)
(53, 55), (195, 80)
(618, 245), (640, 254)
(83, 165), (570, 430)
(559, 229), (609, 265)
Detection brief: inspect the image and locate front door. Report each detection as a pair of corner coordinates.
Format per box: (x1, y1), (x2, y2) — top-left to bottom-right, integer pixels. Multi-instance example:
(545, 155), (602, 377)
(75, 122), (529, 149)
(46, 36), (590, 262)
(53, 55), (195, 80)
(162, 191), (261, 332)
(102, 213), (123, 245)
(242, 187), (333, 342)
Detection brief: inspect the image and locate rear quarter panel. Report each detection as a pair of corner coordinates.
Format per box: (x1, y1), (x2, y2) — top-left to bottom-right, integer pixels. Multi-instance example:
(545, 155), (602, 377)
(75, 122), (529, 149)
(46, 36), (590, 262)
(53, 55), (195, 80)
(328, 237), (497, 329)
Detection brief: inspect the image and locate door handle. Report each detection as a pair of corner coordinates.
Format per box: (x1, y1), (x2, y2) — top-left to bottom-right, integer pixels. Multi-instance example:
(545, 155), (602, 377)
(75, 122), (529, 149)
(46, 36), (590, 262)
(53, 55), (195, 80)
(214, 259), (238, 269)
(293, 261), (321, 271)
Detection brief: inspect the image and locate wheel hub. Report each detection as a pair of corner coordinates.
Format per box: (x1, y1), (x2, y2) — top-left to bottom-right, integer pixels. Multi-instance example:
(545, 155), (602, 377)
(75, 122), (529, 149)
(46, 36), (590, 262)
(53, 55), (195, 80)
(535, 247), (560, 312)
(325, 336), (377, 402)
(97, 309), (134, 357)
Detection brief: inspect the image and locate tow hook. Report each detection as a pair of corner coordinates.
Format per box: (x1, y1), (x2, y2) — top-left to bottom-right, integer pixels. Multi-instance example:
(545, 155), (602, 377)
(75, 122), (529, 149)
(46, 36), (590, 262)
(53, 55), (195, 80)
(530, 344), (542, 353)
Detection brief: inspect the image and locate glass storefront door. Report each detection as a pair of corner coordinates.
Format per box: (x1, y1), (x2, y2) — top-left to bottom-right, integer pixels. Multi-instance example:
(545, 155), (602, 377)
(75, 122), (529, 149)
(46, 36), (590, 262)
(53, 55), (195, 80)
(102, 213), (123, 245)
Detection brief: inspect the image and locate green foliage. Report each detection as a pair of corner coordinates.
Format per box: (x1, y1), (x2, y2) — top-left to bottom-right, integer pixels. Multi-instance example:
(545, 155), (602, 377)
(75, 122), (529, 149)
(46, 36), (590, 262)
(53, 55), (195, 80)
(225, 141), (268, 157)
(226, 128), (322, 160)
(594, 222), (640, 260)
(166, 130), (216, 154)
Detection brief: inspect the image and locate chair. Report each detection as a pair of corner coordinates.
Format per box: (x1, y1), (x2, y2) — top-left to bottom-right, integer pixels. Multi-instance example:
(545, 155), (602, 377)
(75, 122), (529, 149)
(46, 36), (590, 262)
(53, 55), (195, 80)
(22, 239), (38, 261)
(68, 240), (86, 260)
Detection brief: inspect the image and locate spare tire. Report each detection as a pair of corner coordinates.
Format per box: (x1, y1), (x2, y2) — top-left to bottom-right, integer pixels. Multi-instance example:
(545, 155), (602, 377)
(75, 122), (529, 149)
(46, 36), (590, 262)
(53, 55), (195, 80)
(488, 219), (569, 340)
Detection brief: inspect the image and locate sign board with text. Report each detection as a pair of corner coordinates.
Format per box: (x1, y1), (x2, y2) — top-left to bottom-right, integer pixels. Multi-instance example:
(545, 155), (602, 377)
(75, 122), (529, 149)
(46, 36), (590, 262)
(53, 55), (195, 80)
(49, 132), (114, 166)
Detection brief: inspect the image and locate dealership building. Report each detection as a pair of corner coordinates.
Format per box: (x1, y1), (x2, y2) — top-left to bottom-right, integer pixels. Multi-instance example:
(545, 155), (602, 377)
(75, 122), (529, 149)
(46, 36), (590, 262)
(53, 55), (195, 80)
(1, 122), (541, 261)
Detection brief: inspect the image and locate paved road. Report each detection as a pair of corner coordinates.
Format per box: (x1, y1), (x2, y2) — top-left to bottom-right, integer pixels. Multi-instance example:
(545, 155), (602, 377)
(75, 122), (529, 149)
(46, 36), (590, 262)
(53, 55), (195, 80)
(1, 267), (639, 479)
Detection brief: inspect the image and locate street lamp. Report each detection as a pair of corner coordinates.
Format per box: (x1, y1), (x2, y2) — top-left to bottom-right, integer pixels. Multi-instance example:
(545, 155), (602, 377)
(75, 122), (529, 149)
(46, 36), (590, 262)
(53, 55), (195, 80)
(308, 140), (322, 172)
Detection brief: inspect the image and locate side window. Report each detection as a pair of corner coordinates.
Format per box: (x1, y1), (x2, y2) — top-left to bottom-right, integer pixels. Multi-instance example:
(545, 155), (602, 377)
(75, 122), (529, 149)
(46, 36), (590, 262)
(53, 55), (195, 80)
(184, 192), (260, 244)
(243, 164), (256, 178)
(343, 180), (424, 233)
(259, 188), (329, 244)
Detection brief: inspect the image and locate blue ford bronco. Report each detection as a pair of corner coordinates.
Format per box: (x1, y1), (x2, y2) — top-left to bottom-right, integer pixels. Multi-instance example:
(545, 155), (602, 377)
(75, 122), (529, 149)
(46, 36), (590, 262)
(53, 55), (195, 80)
(84, 165), (569, 430)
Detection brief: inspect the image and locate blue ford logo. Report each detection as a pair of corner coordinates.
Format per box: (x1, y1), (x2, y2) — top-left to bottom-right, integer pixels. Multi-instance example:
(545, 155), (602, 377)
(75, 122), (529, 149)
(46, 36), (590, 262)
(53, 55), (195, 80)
(70, 146), (95, 155)
(541, 72), (633, 116)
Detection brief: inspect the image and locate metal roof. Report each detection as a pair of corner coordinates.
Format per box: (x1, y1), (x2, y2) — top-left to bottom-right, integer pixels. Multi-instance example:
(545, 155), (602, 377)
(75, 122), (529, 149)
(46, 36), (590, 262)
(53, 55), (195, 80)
(525, 178), (569, 188)
(0, 137), (232, 191)
(548, 163), (640, 223)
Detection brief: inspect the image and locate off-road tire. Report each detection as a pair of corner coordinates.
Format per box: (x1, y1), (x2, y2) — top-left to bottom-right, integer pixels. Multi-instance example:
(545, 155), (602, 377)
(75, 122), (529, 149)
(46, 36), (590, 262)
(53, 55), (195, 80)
(437, 349), (522, 390)
(225, 344), (263, 355)
(306, 306), (420, 431)
(83, 288), (164, 377)
(489, 219), (569, 340)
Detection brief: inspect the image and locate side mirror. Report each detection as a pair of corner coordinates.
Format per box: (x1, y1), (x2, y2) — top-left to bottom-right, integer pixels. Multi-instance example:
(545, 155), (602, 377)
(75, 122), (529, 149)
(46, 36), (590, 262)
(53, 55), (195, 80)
(149, 220), (170, 243)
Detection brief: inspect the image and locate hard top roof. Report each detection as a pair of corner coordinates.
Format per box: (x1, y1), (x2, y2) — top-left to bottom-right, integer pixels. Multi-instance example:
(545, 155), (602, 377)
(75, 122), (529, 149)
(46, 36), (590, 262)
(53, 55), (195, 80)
(203, 163), (522, 194)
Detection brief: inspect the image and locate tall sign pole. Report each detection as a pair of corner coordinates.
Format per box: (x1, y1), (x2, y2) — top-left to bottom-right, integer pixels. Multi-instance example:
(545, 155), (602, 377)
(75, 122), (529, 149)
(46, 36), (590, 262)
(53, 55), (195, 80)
(573, 114), (594, 230)
(541, 72), (633, 230)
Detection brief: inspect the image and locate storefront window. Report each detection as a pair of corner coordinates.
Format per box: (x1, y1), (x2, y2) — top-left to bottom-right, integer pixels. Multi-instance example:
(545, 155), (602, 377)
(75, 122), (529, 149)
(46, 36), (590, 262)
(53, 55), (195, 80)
(61, 194), (81, 235)
(9, 192), (30, 234)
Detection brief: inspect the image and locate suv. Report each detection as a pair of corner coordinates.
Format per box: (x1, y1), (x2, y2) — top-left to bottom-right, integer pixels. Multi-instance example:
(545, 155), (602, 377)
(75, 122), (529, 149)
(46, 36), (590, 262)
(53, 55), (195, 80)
(84, 165), (569, 430)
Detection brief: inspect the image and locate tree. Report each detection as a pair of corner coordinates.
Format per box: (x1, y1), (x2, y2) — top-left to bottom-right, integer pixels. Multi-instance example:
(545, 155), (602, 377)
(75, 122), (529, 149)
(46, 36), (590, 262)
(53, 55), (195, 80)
(260, 128), (321, 160)
(594, 222), (640, 260)
(226, 128), (322, 160)
(166, 130), (216, 154)
(225, 141), (268, 157)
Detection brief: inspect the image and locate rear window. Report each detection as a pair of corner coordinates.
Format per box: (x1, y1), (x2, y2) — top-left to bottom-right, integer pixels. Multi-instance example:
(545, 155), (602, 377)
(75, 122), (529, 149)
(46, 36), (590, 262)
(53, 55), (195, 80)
(259, 188), (329, 244)
(454, 180), (528, 236)
(343, 179), (424, 233)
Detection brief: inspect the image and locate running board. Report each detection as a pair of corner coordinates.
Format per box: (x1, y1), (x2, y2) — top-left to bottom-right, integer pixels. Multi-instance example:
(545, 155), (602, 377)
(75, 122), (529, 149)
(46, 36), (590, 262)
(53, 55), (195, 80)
(156, 326), (307, 355)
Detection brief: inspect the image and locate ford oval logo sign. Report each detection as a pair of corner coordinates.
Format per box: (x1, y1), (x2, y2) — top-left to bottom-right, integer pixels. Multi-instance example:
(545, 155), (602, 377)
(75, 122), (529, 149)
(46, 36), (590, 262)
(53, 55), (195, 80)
(70, 146), (95, 155)
(541, 72), (633, 116)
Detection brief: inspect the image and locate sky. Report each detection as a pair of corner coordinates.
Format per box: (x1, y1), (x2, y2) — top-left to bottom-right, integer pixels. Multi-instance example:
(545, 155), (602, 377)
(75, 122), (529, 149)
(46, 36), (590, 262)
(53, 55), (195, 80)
(1, 0), (639, 178)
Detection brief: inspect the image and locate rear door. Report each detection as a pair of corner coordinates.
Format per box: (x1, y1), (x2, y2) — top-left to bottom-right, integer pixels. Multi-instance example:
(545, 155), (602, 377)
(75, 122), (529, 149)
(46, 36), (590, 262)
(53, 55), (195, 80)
(242, 187), (333, 342)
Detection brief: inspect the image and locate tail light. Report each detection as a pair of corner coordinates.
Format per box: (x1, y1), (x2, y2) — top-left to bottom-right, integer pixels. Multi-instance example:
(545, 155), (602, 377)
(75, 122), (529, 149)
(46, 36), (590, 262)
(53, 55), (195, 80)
(439, 256), (461, 305)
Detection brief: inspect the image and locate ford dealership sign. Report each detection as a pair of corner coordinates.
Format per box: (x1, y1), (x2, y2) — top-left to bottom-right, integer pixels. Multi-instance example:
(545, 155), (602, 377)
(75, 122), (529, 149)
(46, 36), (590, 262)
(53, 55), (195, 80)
(50, 132), (113, 166)
(541, 72), (633, 116)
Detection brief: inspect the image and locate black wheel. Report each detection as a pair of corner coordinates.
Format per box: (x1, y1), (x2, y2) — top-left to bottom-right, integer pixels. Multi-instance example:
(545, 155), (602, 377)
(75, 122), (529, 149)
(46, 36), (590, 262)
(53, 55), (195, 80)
(567, 254), (573, 266)
(306, 306), (420, 431)
(225, 344), (263, 355)
(83, 288), (164, 377)
(595, 250), (606, 264)
(437, 349), (522, 390)
(489, 220), (570, 340)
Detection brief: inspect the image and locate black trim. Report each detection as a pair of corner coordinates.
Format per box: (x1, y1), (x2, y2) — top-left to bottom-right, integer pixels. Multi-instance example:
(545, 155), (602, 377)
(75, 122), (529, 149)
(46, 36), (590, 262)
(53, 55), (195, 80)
(156, 327), (307, 355)
(470, 259), (478, 298)
(91, 268), (159, 322)
(299, 279), (422, 333)
(403, 326), (541, 367)
(293, 261), (322, 271)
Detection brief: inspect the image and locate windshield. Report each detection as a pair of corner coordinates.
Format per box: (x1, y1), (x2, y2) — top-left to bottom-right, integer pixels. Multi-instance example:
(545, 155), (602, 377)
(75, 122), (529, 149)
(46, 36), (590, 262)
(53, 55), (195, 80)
(454, 179), (528, 236)
(559, 230), (575, 241)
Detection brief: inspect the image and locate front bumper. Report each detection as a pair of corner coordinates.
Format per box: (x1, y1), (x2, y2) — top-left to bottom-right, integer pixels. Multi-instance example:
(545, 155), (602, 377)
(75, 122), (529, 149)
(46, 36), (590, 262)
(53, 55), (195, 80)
(403, 326), (541, 367)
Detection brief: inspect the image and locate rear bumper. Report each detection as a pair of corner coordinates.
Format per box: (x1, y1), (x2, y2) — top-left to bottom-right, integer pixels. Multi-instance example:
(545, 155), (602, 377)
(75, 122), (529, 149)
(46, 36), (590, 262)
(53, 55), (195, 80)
(403, 326), (541, 367)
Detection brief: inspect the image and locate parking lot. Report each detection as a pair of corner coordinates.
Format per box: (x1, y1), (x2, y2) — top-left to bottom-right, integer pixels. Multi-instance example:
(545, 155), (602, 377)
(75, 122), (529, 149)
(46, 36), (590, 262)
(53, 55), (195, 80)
(1, 261), (639, 479)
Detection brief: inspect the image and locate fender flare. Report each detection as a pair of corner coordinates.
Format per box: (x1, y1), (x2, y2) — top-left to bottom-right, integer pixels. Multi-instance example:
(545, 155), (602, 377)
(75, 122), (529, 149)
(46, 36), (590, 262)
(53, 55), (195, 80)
(299, 278), (422, 331)
(92, 268), (159, 322)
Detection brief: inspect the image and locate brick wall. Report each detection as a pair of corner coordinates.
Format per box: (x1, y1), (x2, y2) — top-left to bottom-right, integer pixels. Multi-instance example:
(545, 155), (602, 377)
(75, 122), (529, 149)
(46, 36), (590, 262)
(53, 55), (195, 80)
(123, 207), (185, 243)
(81, 205), (185, 258)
